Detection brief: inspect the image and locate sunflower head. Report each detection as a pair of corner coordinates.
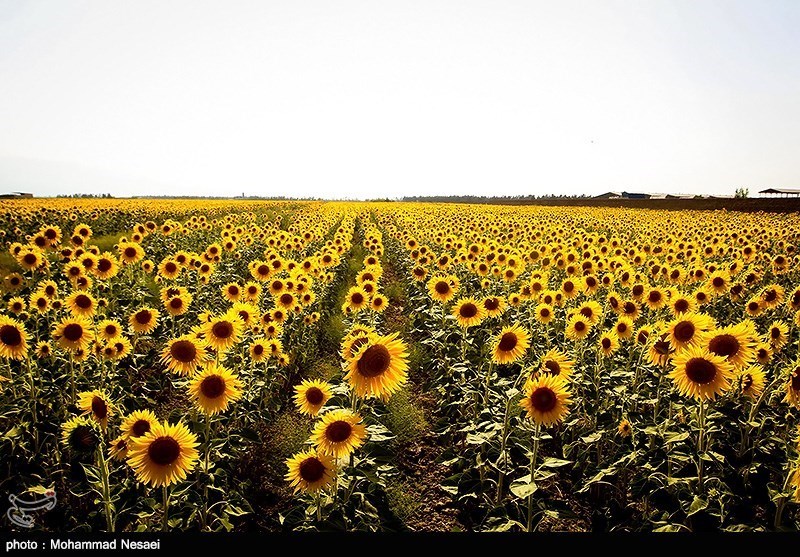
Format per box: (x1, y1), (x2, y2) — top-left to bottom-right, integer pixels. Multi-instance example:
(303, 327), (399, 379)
(346, 332), (409, 400)
(492, 324), (530, 365)
(188, 364), (243, 415)
(293, 379), (333, 416)
(520, 374), (572, 426)
(126, 421), (200, 487)
(670, 346), (734, 401)
(62, 416), (100, 455)
(77, 390), (114, 429)
(285, 450), (336, 494)
(311, 409), (368, 458)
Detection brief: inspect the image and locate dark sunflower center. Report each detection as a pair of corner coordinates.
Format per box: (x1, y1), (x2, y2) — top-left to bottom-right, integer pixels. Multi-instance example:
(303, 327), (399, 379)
(212, 322), (234, 339)
(258, 265), (269, 275)
(23, 253), (37, 265)
(623, 302), (637, 314)
(653, 339), (670, 355)
(579, 307), (594, 319)
(63, 323), (84, 342)
(685, 357), (717, 384)
(147, 437), (181, 466)
(169, 297), (184, 309)
(228, 286), (239, 296)
(253, 344), (264, 355)
(0, 325), (22, 347)
(771, 327), (781, 339)
(540, 308), (551, 318)
(484, 298), (499, 311)
(299, 457), (326, 483)
(498, 332), (518, 352)
(350, 292), (364, 305)
(200, 375), (226, 399)
(132, 419), (151, 437)
(742, 374), (753, 390)
(563, 281), (574, 292)
(280, 293), (293, 305)
(124, 247), (137, 258)
(459, 303), (478, 318)
(373, 297), (383, 306)
(357, 345), (391, 377)
(91, 396), (108, 419)
(675, 299), (689, 313)
(648, 291), (662, 303)
(75, 295), (92, 309)
(673, 321), (695, 343)
(708, 334), (739, 358)
(574, 321), (586, 332)
(543, 360), (560, 375)
(602, 338), (612, 349)
(792, 369), (800, 391)
(434, 281), (450, 295)
(712, 277), (724, 288)
(71, 425), (97, 451)
(170, 340), (197, 362)
(305, 387), (324, 405)
(135, 310), (152, 324)
(325, 420), (353, 443)
(530, 387), (557, 412)
(764, 290), (777, 302)
(632, 285), (644, 297)
(105, 325), (117, 336)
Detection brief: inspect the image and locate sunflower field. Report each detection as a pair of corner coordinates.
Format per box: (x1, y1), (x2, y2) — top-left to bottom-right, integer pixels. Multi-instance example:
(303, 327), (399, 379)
(2, 198), (800, 532)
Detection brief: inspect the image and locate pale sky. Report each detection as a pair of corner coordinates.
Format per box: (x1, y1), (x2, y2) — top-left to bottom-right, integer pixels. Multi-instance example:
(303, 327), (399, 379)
(0, 0), (798, 199)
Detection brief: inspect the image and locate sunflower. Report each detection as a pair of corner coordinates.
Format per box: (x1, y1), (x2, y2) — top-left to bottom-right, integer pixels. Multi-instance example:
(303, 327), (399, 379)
(617, 418), (633, 437)
(243, 281), (263, 302)
(311, 409), (368, 458)
(706, 270), (731, 296)
(745, 297), (763, 317)
(702, 322), (756, 370)
(65, 291), (97, 317)
(201, 311), (244, 353)
(160, 335), (207, 376)
(346, 332), (409, 399)
(577, 300), (603, 324)
(249, 339), (269, 362)
(93, 252), (119, 280)
(613, 316), (634, 340)
(785, 366), (800, 409)
(667, 312), (714, 350)
(187, 364), (243, 415)
(520, 374), (572, 426)
(738, 365), (766, 399)
(118, 242), (145, 265)
(129, 307), (159, 334)
(647, 331), (674, 367)
(276, 291), (297, 311)
(343, 286), (369, 312)
(0, 316), (28, 360)
(538, 349), (574, 379)
(452, 297), (484, 328)
(61, 416), (100, 455)
(670, 346), (734, 401)
(166, 289), (193, 314)
(341, 331), (376, 361)
(53, 316), (94, 352)
(482, 296), (506, 317)
(293, 379), (333, 416)
(428, 275), (457, 304)
(97, 319), (123, 342)
(760, 284), (784, 309)
(127, 421), (199, 487)
(534, 303), (554, 324)
(120, 409), (160, 439)
(767, 321), (789, 350)
(755, 342), (773, 365)
(35, 341), (52, 359)
(491, 324), (530, 365)
(565, 314), (592, 341)
(285, 450), (336, 493)
(370, 294), (388, 313)
(7, 297), (25, 315)
(644, 287), (667, 311)
(109, 436), (129, 461)
(77, 390), (114, 429)
(598, 331), (620, 357)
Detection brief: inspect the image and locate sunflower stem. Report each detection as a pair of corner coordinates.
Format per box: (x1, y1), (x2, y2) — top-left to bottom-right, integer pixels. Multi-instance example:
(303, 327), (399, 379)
(495, 394), (514, 505)
(696, 399), (706, 494)
(97, 444), (114, 532)
(162, 485), (170, 532)
(527, 424), (541, 532)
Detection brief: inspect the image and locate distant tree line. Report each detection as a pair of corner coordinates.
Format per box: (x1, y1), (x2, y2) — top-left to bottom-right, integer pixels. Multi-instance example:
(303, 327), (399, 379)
(400, 194), (591, 204)
(56, 193), (114, 198)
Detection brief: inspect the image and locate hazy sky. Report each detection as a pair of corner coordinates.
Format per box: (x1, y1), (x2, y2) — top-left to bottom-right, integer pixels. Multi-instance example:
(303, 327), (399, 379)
(1, 0), (798, 199)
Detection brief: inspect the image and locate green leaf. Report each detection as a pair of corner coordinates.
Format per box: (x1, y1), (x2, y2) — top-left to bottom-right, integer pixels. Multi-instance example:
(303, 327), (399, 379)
(665, 432), (689, 444)
(581, 432), (602, 444)
(510, 477), (538, 499)
(687, 496), (708, 516)
(541, 457), (572, 468)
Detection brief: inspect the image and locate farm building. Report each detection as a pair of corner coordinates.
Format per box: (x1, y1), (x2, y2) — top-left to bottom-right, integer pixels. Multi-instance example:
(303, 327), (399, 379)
(0, 192), (33, 199)
(759, 188), (800, 197)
